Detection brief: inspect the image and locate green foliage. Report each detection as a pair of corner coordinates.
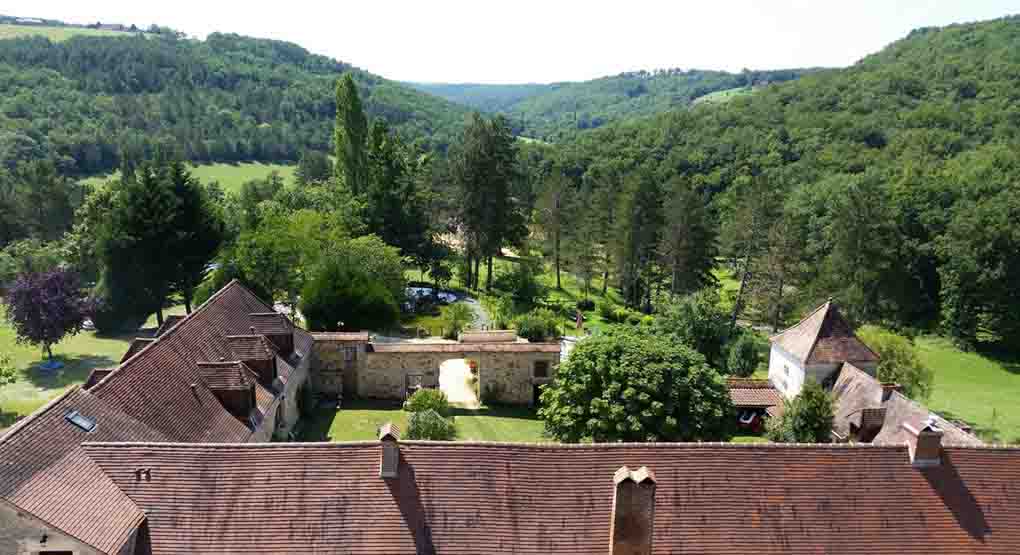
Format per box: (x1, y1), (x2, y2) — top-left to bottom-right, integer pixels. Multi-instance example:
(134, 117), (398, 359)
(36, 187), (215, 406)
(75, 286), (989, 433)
(538, 329), (733, 442)
(294, 151), (332, 186)
(0, 352), (15, 388)
(299, 256), (398, 332)
(514, 308), (560, 342)
(490, 294), (515, 329)
(443, 302), (476, 339)
(404, 388), (450, 416)
(766, 380), (834, 443)
(334, 73), (370, 195)
(0, 239), (64, 289)
(858, 325), (935, 401)
(0, 33), (467, 175)
(652, 290), (731, 368)
(492, 260), (546, 305)
(576, 298), (595, 312)
(726, 332), (761, 377)
(406, 408), (457, 441)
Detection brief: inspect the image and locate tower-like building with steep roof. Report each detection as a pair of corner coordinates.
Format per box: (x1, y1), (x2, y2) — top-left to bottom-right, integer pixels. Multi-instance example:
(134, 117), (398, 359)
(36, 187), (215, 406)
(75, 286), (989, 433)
(768, 299), (880, 398)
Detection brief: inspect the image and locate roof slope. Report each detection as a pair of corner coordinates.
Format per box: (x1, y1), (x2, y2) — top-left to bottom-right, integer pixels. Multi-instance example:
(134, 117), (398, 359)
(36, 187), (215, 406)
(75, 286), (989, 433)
(727, 378), (783, 408)
(770, 300), (880, 365)
(832, 363), (982, 446)
(89, 280), (309, 442)
(0, 388), (167, 554)
(83, 441), (1020, 554)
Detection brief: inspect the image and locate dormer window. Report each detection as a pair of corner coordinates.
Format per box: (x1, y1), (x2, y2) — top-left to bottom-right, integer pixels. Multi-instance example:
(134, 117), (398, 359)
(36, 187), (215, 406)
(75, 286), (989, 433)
(64, 410), (96, 432)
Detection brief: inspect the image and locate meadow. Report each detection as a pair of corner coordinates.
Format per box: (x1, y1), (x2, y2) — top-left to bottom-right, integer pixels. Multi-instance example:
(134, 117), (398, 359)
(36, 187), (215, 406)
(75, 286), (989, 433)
(0, 24), (131, 41)
(80, 162), (297, 194)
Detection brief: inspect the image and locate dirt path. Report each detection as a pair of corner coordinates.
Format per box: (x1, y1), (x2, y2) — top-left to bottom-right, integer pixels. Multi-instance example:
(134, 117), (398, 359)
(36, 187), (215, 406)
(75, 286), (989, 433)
(439, 359), (480, 408)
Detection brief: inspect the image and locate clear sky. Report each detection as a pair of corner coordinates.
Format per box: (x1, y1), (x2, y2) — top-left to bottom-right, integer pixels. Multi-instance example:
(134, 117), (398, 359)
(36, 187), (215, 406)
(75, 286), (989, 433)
(12, 1), (1020, 83)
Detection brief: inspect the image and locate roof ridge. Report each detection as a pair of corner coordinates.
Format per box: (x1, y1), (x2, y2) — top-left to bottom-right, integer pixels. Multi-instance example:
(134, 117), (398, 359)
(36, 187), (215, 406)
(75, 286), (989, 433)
(770, 299), (829, 341)
(0, 493), (128, 555)
(887, 389), (982, 440)
(91, 280), (245, 393)
(0, 385), (81, 445)
(81, 439), (913, 450)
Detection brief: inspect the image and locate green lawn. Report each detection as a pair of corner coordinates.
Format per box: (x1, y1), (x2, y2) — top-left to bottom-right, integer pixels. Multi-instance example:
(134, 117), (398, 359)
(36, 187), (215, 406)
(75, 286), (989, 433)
(0, 315), (132, 428)
(80, 162), (297, 194)
(0, 24), (131, 41)
(918, 336), (1020, 444)
(693, 86), (755, 106)
(299, 399), (549, 442)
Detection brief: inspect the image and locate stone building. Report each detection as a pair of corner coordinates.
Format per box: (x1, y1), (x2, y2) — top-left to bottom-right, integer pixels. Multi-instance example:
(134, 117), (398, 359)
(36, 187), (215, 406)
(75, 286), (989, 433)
(313, 331), (560, 405)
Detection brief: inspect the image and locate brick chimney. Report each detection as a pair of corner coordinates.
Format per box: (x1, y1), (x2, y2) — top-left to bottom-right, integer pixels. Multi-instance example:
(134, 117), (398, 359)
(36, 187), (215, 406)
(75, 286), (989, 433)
(610, 466), (656, 555)
(379, 422), (400, 479)
(903, 416), (943, 467)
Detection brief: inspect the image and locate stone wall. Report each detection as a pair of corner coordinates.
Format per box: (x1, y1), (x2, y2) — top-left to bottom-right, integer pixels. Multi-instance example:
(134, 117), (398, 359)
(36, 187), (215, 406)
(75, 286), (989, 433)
(0, 496), (106, 555)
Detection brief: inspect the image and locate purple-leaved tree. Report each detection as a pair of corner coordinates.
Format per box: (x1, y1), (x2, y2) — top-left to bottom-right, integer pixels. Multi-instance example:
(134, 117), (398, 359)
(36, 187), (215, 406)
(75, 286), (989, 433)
(2, 269), (89, 367)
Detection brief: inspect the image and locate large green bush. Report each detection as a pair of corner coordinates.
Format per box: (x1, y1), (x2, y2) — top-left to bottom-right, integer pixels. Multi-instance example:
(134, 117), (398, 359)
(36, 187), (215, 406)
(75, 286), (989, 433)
(726, 332), (761, 377)
(651, 289), (731, 368)
(404, 388), (450, 416)
(299, 258), (398, 332)
(443, 302), (476, 339)
(538, 328), (733, 442)
(406, 409), (457, 440)
(494, 260), (547, 305)
(515, 308), (560, 342)
(766, 379), (834, 443)
(857, 325), (934, 401)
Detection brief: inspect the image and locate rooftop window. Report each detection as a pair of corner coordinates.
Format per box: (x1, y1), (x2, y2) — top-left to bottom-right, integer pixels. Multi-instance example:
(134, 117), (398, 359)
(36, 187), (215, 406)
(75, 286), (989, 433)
(64, 410), (96, 432)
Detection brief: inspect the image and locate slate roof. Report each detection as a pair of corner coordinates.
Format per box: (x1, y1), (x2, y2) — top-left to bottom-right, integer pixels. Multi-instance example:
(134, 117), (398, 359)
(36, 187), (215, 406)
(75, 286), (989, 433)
(832, 363), (982, 446)
(727, 378), (783, 408)
(0, 388), (166, 554)
(82, 440), (1020, 554)
(770, 300), (880, 365)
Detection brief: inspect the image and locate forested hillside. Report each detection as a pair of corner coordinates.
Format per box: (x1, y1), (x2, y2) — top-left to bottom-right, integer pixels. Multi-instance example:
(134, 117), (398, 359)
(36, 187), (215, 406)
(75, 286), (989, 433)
(0, 31), (469, 175)
(534, 15), (1020, 347)
(412, 68), (810, 140)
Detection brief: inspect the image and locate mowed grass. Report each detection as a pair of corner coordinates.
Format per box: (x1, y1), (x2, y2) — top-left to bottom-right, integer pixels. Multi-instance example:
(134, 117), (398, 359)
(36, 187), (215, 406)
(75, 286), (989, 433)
(0, 24), (131, 41)
(80, 162), (297, 194)
(918, 336), (1020, 444)
(0, 313), (131, 428)
(693, 86), (755, 106)
(300, 399), (548, 442)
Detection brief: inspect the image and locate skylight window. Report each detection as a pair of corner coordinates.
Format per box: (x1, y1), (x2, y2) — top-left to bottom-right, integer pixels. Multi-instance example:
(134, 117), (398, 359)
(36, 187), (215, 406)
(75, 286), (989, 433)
(64, 410), (96, 432)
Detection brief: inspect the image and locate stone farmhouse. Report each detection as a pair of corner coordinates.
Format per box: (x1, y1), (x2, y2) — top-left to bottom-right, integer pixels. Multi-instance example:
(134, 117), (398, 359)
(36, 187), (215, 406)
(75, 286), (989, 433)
(2, 281), (1020, 554)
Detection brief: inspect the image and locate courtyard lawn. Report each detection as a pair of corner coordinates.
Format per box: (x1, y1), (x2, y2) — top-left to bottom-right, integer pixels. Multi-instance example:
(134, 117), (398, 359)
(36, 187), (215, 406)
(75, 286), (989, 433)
(299, 399), (548, 442)
(0, 313), (132, 428)
(918, 336), (1020, 444)
(81, 162), (297, 194)
(0, 23), (130, 41)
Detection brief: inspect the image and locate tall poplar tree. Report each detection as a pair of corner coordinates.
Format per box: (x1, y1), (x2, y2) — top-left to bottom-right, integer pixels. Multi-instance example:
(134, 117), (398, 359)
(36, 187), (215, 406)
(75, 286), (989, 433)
(334, 73), (368, 195)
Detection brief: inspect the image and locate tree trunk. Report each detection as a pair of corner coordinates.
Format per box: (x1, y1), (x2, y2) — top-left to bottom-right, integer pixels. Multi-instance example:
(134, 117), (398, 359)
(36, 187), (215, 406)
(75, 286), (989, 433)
(486, 255), (493, 292)
(156, 306), (164, 328)
(45, 343), (53, 362)
(473, 257), (480, 290)
(184, 294), (193, 315)
(772, 275), (784, 332)
(602, 269), (609, 296)
(554, 229), (561, 290)
(731, 256), (750, 332)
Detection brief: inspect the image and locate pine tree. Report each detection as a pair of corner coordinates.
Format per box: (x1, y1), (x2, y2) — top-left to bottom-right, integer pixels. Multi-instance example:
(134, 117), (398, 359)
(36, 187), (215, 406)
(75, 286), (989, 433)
(658, 177), (717, 297)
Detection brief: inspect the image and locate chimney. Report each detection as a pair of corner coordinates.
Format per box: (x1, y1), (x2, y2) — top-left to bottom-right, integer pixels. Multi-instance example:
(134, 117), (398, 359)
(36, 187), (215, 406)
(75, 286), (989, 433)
(881, 382), (901, 400)
(610, 466), (656, 555)
(379, 422), (400, 479)
(903, 416), (943, 467)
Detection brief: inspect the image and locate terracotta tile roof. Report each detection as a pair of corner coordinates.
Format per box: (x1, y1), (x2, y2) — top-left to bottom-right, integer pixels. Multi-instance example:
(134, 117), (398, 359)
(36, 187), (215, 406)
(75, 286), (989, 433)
(89, 280), (308, 443)
(84, 367), (116, 389)
(370, 342), (560, 353)
(310, 331), (370, 342)
(726, 378), (783, 408)
(832, 363), (982, 446)
(250, 312), (292, 335)
(196, 361), (258, 391)
(770, 300), (880, 365)
(154, 314), (185, 337)
(0, 388), (166, 554)
(227, 334), (277, 361)
(82, 441), (1020, 554)
(120, 337), (155, 363)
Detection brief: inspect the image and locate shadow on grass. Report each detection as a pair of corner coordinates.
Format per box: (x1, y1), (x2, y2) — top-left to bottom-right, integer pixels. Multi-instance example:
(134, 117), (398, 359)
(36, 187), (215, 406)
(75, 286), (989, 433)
(298, 408), (339, 441)
(449, 404), (539, 421)
(0, 408), (23, 429)
(975, 343), (1020, 375)
(23, 354), (118, 390)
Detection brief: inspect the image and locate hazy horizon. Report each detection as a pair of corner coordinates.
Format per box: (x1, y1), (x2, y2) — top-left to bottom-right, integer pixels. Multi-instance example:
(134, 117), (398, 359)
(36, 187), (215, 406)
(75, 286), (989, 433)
(8, 1), (1019, 84)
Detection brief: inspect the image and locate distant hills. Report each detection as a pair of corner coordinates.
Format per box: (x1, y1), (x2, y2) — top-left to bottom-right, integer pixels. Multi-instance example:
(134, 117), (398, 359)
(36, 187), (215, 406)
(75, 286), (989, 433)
(0, 28), (470, 175)
(409, 68), (814, 140)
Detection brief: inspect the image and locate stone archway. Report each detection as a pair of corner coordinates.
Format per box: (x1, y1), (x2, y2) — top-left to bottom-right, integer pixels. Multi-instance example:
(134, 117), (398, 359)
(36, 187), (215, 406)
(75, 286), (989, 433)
(438, 357), (480, 408)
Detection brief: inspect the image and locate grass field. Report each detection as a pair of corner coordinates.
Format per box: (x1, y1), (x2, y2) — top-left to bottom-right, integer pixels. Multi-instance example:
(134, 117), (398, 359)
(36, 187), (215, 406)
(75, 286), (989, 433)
(0, 24), (131, 41)
(693, 86), (755, 105)
(918, 336), (1020, 443)
(81, 162), (297, 194)
(299, 399), (549, 442)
